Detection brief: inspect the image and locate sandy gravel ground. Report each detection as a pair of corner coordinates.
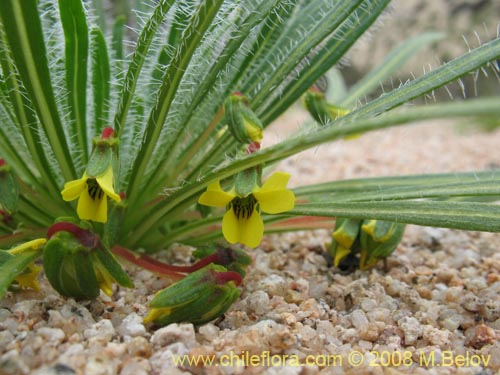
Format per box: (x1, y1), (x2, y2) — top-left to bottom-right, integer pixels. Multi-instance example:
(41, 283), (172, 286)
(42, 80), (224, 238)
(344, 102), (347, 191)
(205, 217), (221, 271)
(1, 112), (500, 375)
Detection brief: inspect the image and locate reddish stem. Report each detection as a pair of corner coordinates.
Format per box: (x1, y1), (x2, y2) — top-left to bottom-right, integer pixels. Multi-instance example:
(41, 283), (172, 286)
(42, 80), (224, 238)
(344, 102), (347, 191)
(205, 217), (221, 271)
(111, 245), (244, 282)
(111, 245), (188, 279)
(47, 222), (99, 248)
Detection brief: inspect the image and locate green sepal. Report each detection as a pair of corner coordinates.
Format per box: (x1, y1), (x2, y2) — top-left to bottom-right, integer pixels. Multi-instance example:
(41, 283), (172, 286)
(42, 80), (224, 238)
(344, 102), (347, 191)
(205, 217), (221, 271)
(224, 93), (263, 144)
(94, 246), (134, 288)
(86, 144), (112, 178)
(102, 201), (126, 247)
(43, 232), (100, 299)
(234, 167), (259, 197)
(332, 218), (361, 248)
(362, 219), (398, 242)
(360, 220), (406, 269)
(0, 165), (19, 214)
(0, 248), (41, 299)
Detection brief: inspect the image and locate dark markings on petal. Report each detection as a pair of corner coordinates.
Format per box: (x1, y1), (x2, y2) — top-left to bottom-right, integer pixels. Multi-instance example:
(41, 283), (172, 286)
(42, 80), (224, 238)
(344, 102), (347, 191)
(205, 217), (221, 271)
(232, 195), (257, 219)
(87, 179), (104, 201)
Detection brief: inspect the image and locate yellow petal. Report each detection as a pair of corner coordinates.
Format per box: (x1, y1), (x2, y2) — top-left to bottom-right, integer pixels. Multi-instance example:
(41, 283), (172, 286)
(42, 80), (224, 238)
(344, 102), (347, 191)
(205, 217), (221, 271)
(94, 261), (115, 296)
(8, 238), (46, 255)
(15, 263), (41, 291)
(239, 208), (264, 248)
(254, 190), (295, 214)
(258, 172), (291, 192)
(143, 307), (172, 324)
(77, 188), (108, 223)
(333, 246), (351, 267)
(222, 207), (263, 248)
(96, 166), (121, 202)
(61, 176), (87, 201)
(244, 121), (263, 142)
(254, 172), (295, 214)
(198, 181), (235, 207)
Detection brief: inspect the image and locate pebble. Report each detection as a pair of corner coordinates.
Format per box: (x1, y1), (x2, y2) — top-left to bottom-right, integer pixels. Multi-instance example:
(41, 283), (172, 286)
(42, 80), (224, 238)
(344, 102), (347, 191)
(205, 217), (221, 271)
(117, 313), (146, 338)
(397, 317), (422, 345)
(84, 319), (115, 343)
(150, 323), (196, 348)
(36, 327), (65, 345)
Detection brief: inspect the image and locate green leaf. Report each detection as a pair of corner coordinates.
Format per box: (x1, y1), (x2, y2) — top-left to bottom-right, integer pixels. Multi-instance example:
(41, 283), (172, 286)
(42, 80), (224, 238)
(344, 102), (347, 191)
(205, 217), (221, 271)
(351, 36), (500, 119)
(0, 248), (40, 299)
(0, 26), (63, 199)
(95, 247), (134, 288)
(90, 27), (110, 135)
(0, 0), (76, 181)
(146, 0), (281, 193)
(293, 170), (500, 196)
(302, 176), (500, 203)
(125, 0), (225, 204)
(260, 0), (390, 124)
(340, 32), (445, 107)
(291, 200), (500, 233)
(59, 0), (90, 161)
(113, 0), (176, 137)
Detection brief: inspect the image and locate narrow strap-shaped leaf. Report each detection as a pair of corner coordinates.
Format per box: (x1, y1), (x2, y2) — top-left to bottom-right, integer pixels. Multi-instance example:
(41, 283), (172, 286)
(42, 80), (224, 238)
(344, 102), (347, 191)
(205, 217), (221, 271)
(146, 0), (281, 192)
(310, 179), (500, 203)
(350, 36), (500, 119)
(90, 27), (111, 134)
(111, 15), (125, 75)
(59, 0), (90, 161)
(229, 0), (300, 89)
(340, 32), (445, 107)
(125, 0), (225, 203)
(293, 170), (500, 196)
(91, 0), (106, 32)
(0, 32), (59, 196)
(261, 0), (390, 124)
(0, 0), (76, 180)
(113, 0), (176, 138)
(0, 248), (40, 299)
(291, 200), (500, 233)
(247, 0), (365, 106)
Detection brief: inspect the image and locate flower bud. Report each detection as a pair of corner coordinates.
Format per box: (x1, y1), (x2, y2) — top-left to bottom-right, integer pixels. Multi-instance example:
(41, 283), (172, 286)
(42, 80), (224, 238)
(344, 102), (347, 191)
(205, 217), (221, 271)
(224, 93), (263, 144)
(304, 89), (349, 126)
(330, 218), (361, 267)
(144, 264), (241, 326)
(44, 223), (133, 299)
(0, 159), (19, 215)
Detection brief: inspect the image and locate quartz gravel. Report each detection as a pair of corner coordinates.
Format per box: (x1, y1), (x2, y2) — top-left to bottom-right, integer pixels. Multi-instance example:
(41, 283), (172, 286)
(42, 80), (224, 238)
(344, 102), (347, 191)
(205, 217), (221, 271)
(1, 119), (500, 374)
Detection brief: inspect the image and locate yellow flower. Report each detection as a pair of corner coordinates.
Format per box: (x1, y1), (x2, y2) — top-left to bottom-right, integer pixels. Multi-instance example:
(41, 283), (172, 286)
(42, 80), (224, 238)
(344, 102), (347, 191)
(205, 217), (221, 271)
(198, 172), (295, 248)
(61, 166), (120, 223)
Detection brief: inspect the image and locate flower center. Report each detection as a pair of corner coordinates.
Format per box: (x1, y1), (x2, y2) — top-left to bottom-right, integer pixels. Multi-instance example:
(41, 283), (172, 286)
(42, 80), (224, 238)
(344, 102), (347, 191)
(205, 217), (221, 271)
(231, 195), (257, 219)
(87, 179), (104, 200)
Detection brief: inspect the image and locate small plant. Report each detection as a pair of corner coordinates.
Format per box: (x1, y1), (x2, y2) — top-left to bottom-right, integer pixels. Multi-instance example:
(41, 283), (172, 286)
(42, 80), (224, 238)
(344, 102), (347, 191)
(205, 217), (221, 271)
(1, 0), (500, 326)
